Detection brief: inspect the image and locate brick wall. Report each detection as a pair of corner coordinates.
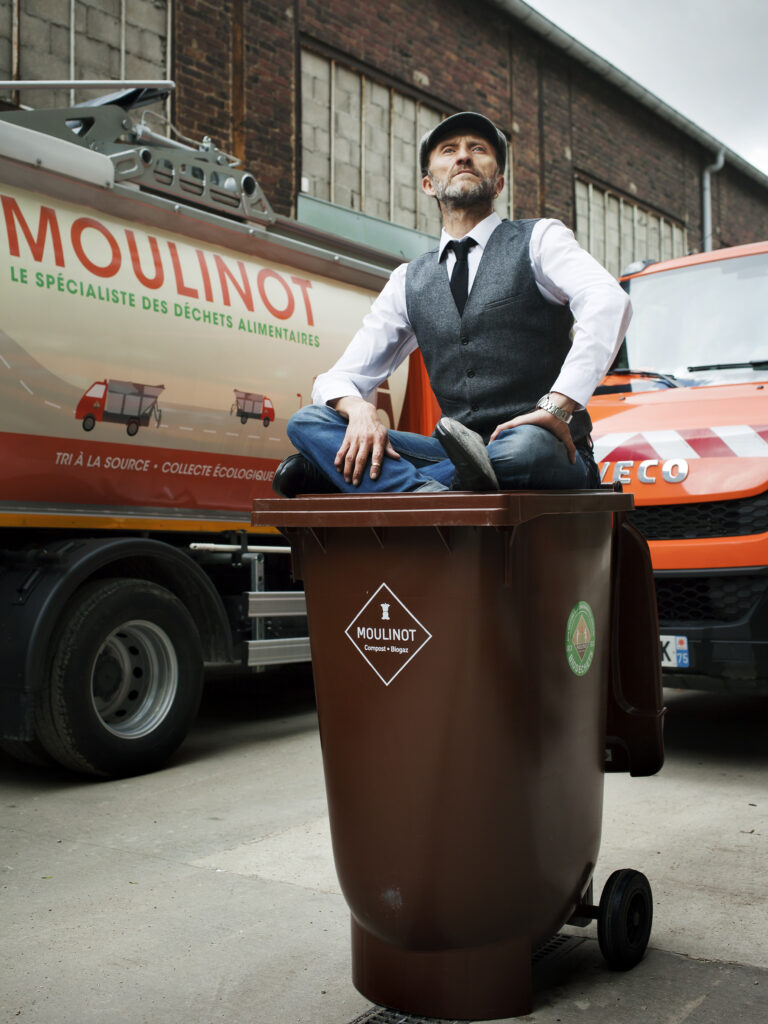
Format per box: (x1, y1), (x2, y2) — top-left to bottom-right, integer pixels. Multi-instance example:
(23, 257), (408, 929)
(505, 27), (768, 250)
(172, 0), (768, 244)
(173, 0), (296, 215)
(4, 0), (766, 249)
(717, 169), (768, 249)
(172, 0), (235, 154)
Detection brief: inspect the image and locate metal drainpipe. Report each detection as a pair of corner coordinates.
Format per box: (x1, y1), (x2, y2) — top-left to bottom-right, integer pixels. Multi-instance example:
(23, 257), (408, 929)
(702, 148), (725, 251)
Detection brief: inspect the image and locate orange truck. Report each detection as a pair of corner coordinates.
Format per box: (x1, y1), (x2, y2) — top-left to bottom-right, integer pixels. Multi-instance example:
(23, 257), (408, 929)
(589, 242), (768, 694)
(0, 85), (427, 778)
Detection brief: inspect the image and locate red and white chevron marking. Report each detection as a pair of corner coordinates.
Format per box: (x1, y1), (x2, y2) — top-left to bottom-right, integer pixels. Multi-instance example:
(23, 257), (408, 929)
(594, 425), (768, 463)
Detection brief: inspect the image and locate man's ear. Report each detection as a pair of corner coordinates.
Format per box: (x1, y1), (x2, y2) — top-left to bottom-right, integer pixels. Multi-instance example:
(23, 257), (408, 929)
(422, 173), (436, 196)
(494, 173), (505, 198)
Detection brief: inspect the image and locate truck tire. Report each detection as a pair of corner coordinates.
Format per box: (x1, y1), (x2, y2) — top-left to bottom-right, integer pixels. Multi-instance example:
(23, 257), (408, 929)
(35, 578), (204, 778)
(0, 736), (57, 768)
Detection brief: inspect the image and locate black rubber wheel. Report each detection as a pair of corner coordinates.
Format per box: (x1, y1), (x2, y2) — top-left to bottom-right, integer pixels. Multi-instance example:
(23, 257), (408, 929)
(240, 414), (248, 424)
(262, 416), (270, 427)
(35, 579), (204, 778)
(126, 420), (139, 436)
(598, 869), (653, 970)
(82, 415), (95, 431)
(0, 736), (58, 768)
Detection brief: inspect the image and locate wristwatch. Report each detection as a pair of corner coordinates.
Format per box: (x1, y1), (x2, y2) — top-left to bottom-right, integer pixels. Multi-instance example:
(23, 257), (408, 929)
(536, 393), (573, 424)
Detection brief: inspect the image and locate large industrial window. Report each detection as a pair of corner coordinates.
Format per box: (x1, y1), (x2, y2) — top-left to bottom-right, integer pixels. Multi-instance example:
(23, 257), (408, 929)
(301, 49), (513, 238)
(575, 179), (687, 277)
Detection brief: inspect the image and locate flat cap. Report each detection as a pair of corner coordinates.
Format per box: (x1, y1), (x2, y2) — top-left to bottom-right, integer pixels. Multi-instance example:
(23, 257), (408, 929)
(419, 111), (507, 176)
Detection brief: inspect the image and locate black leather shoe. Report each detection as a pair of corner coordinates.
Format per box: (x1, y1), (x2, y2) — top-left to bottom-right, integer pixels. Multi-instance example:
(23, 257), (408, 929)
(272, 454), (340, 498)
(434, 417), (499, 491)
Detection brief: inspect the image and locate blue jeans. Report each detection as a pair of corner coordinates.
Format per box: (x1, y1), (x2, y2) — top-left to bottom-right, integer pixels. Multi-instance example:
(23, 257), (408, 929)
(286, 404), (600, 493)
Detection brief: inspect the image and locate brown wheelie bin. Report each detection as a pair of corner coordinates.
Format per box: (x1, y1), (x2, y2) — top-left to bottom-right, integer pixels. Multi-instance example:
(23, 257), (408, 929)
(252, 489), (664, 1020)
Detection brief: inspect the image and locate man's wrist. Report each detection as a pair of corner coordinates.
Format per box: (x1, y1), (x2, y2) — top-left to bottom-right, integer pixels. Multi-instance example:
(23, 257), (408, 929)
(536, 392), (573, 424)
(331, 395), (368, 420)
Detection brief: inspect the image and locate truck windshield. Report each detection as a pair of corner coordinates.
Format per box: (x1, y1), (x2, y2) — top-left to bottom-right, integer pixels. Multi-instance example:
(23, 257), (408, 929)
(618, 251), (768, 385)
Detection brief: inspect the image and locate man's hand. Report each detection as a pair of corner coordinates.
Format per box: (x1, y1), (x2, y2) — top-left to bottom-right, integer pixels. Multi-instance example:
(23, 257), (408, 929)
(489, 392), (577, 463)
(332, 396), (400, 485)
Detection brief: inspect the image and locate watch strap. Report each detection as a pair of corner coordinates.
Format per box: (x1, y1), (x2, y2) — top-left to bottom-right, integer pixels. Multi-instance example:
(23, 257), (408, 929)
(536, 393), (573, 424)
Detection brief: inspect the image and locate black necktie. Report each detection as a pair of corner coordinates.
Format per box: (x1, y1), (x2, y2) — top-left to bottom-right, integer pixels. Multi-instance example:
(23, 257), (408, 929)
(447, 238), (476, 316)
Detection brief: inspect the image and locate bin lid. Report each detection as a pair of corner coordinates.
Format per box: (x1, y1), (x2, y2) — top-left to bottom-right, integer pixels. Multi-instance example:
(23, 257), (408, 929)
(252, 489), (633, 529)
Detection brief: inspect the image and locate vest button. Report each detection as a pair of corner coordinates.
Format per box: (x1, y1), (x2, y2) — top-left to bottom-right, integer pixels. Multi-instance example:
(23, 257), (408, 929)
(461, 336), (469, 345)
(467, 369), (475, 378)
(471, 404), (479, 412)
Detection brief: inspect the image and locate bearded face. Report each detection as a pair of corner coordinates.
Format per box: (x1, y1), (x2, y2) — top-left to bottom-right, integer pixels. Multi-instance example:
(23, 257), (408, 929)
(423, 133), (503, 212)
(427, 168), (501, 209)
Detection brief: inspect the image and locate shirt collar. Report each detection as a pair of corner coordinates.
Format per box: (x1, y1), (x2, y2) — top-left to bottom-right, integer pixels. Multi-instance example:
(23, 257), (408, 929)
(438, 211), (502, 260)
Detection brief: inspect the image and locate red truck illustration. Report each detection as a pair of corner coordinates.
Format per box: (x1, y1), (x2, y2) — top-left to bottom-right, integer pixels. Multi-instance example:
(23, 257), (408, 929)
(231, 388), (275, 426)
(76, 379), (164, 435)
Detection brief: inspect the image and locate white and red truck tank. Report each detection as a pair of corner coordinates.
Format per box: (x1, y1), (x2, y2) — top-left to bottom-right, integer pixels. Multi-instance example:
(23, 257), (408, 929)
(0, 85), (424, 777)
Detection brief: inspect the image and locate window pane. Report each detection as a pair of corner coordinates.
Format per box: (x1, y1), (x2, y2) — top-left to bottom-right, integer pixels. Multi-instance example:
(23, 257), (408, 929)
(333, 65), (362, 210)
(415, 104), (443, 235)
(651, 210), (663, 258)
(591, 186), (606, 266)
(635, 207), (648, 260)
(392, 92), (418, 229)
(301, 52), (331, 200)
(574, 180), (590, 249)
(364, 80), (392, 221)
(605, 194), (621, 277)
(620, 201), (635, 270)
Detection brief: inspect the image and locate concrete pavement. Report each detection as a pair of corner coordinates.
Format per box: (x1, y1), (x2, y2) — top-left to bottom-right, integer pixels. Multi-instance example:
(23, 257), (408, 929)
(1, 672), (766, 1024)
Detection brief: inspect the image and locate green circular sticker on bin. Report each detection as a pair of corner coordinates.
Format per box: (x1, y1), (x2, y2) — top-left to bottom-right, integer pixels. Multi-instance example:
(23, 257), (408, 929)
(565, 601), (596, 676)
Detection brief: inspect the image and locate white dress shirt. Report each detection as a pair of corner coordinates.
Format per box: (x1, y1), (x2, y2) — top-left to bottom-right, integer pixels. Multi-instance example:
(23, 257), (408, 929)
(312, 212), (631, 412)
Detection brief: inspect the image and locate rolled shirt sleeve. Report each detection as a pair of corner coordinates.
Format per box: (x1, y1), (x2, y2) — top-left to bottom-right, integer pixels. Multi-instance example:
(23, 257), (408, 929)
(531, 219), (632, 408)
(311, 263), (418, 406)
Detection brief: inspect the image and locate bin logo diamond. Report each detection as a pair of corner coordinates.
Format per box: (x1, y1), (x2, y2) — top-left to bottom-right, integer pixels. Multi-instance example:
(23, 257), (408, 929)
(565, 600), (596, 676)
(345, 583), (432, 686)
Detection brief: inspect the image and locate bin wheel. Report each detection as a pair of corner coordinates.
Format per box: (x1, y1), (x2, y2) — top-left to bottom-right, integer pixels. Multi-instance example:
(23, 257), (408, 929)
(82, 415), (95, 431)
(240, 414), (248, 424)
(262, 416), (270, 427)
(126, 420), (139, 436)
(597, 869), (653, 971)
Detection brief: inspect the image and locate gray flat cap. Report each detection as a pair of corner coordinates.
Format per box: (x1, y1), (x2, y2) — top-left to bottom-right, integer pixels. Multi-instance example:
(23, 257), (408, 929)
(419, 111), (507, 176)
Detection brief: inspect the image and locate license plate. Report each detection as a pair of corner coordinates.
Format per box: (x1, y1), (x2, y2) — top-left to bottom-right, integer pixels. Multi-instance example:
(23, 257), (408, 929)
(660, 634), (690, 668)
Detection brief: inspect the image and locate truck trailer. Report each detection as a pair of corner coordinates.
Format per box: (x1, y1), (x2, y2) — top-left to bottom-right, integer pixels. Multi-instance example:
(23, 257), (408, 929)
(0, 85), (434, 777)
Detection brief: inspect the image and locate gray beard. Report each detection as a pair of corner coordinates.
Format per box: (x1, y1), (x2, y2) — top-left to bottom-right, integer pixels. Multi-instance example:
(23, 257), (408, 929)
(429, 172), (498, 210)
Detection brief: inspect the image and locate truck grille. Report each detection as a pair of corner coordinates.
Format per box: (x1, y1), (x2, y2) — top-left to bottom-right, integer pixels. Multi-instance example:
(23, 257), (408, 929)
(629, 490), (768, 540)
(656, 574), (768, 624)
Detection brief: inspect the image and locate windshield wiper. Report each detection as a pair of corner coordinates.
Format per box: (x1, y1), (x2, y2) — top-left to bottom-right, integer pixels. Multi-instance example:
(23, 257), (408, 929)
(609, 368), (681, 388)
(687, 360), (768, 372)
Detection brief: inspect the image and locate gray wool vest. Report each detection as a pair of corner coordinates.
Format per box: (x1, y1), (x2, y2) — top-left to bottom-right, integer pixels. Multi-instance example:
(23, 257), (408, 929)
(405, 218), (591, 444)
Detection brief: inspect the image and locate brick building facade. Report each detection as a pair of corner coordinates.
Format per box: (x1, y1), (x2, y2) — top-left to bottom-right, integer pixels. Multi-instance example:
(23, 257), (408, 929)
(170, 0), (768, 266)
(3, 0), (768, 267)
